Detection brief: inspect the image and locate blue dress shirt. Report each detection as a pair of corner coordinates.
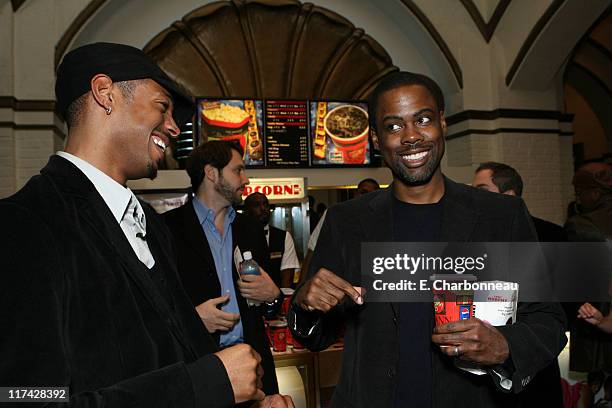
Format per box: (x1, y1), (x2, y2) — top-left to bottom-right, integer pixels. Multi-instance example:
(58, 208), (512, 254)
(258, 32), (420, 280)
(192, 198), (243, 347)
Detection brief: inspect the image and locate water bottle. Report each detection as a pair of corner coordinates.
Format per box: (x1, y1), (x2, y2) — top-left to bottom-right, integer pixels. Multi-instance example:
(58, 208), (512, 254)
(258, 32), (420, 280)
(240, 251), (261, 307)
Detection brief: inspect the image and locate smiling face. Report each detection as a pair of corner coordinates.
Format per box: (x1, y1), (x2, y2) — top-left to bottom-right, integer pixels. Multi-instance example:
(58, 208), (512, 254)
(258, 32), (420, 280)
(373, 84), (446, 187)
(215, 149), (249, 206)
(112, 79), (179, 181)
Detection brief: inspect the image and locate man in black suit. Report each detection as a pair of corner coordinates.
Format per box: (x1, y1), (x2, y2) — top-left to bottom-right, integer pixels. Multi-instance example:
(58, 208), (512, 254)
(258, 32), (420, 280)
(472, 161), (565, 407)
(472, 162), (567, 242)
(289, 71), (567, 407)
(244, 192), (300, 288)
(164, 141), (281, 396)
(0, 43), (291, 407)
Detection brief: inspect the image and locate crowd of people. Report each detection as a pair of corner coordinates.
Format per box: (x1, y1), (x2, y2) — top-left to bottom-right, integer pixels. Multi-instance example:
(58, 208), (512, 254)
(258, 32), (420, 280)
(471, 160), (612, 407)
(0, 41), (610, 408)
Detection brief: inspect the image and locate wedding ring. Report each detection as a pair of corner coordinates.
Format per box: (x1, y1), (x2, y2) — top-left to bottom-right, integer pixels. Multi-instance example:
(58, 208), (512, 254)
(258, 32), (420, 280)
(454, 346), (460, 357)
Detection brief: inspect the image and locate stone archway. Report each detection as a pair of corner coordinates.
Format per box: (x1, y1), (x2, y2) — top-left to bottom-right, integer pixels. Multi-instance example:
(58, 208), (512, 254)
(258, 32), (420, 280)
(143, 0), (398, 101)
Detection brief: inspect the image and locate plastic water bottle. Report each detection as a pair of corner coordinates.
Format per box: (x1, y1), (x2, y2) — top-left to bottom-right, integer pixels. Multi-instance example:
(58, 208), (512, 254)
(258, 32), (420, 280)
(240, 251), (261, 307)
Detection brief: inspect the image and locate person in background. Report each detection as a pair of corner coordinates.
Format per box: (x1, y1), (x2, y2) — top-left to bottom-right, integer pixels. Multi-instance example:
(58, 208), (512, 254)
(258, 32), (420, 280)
(0, 42), (293, 407)
(578, 302), (612, 334)
(354, 177), (381, 198)
(289, 71), (566, 407)
(565, 163), (612, 375)
(472, 162), (566, 242)
(164, 141), (283, 399)
(299, 178), (381, 285)
(565, 162), (612, 242)
(244, 192), (300, 288)
(472, 161), (564, 407)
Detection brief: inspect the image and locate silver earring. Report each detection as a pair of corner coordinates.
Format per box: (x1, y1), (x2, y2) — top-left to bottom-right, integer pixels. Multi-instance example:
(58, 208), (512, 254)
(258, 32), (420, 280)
(105, 107), (112, 115)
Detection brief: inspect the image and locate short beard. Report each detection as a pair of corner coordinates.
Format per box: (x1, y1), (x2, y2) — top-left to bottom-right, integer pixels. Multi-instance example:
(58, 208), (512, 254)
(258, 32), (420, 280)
(387, 144), (443, 186)
(390, 156), (440, 186)
(215, 175), (242, 206)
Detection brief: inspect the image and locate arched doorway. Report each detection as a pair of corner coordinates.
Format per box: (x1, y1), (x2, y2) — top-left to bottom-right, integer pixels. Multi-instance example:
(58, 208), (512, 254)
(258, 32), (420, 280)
(563, 8), (612, 165)
(143, 1), (397, 100)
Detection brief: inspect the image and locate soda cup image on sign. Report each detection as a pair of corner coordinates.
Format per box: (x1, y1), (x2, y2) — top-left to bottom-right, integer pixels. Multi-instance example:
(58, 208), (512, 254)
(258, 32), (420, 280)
(240, 251), (261, 307)
(431, 274), (476, 326)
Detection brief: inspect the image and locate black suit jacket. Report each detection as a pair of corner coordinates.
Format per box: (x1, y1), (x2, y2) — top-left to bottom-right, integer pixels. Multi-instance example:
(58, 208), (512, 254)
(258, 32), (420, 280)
(164, 202), (279, 396)
(531, 216), (566, 242)
(289, 177), (567, 408)
(0, 156), (233, 408)
(521, 216), (566, 407)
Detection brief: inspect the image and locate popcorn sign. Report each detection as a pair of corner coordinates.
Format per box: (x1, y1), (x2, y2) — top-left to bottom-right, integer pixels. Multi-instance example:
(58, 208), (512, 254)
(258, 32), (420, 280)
(242, 178), (306, 201)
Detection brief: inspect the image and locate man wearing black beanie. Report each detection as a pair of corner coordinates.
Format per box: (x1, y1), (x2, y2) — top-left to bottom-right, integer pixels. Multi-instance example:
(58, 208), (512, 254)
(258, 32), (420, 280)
(0, 42), (292, 408)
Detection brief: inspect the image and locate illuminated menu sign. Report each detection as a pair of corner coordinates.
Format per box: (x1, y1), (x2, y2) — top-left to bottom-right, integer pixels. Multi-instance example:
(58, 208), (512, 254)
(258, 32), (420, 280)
(194, 97), (375, 169)
(264, 100), (309, 167)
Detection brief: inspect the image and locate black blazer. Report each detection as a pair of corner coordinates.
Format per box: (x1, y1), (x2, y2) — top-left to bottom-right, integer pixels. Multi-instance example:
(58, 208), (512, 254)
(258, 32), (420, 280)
(289, 177), (567, 408)
(164, 202), (279, 396)
(0, 156), (234, 408)
(531, 216), (566, 242)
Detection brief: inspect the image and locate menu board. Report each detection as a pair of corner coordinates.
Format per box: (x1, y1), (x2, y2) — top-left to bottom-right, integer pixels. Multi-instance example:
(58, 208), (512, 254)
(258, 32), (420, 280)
(194, 97), (374, 168)
(310, 101), (371, 166)
(196, 98), (264, 166)
(264, 100), (309, 167)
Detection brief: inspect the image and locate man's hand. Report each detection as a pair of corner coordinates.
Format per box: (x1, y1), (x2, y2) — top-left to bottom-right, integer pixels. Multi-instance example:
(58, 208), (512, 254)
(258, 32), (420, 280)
(251, 394), (295, 408)
(577, 302), (604, 326)
(195, 295), (240, 333)
(215, 344), (265, 403)
(237, 268), (281, 303)
(431, 318), (509, 366)
(293, 268), (364, 313)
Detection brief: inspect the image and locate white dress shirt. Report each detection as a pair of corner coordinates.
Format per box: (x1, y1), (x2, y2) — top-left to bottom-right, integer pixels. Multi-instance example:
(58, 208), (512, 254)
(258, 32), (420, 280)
(56, 152), (155, 269)
(264, 224), (300, 271)
(307, 210), (327, 251)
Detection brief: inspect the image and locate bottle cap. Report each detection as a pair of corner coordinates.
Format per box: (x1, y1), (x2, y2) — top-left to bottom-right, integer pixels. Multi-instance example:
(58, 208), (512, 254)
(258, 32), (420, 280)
(243, 251), (253, 261)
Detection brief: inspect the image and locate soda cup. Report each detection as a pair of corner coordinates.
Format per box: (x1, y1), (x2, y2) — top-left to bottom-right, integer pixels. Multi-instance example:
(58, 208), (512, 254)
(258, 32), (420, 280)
(280, 288), (294, 317)
(431, 274), (475, 326)
(433, 291), (474, 326)
(282, 318), (293, 346)
(240, 251), (261, 307)
(268, 320), (287, 352)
